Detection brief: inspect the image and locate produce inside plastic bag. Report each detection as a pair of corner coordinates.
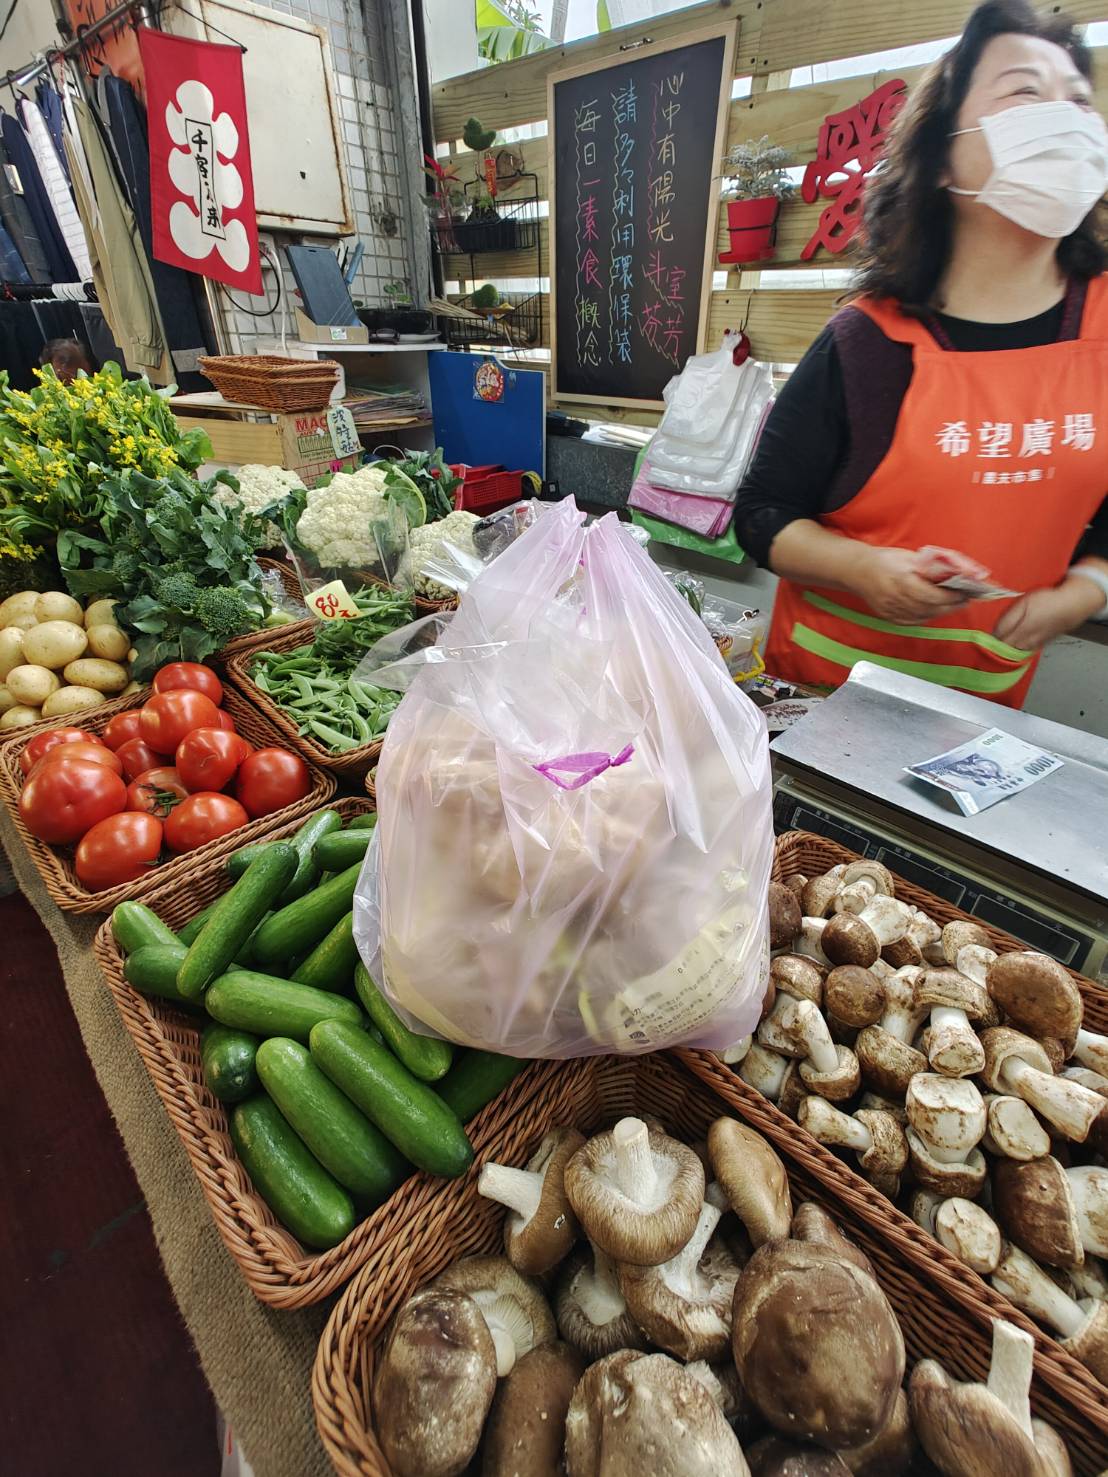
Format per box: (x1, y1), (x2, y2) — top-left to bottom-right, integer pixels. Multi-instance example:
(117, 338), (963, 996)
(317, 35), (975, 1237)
(353, 498), (774, 1059)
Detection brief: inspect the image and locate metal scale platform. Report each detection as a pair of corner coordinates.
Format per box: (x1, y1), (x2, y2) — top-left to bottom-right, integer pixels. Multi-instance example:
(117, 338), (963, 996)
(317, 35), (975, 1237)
(770, 663), (1108, 981)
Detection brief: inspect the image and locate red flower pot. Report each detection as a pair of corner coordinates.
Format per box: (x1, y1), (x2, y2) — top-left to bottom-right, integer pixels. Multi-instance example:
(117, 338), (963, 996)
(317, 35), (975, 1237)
(718, 196), (781, 265)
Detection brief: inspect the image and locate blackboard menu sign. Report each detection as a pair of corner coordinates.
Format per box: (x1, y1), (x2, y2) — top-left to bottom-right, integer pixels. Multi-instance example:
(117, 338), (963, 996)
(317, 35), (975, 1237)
(549, 23), (737, 408)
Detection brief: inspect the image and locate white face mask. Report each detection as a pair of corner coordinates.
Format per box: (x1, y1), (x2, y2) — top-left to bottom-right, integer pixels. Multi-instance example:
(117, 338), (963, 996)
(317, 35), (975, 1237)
(949, 99), (1108, 237)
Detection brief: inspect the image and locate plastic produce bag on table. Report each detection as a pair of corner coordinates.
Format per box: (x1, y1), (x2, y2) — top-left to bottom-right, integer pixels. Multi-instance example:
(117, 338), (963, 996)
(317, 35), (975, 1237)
(353, 497), (774, 1060)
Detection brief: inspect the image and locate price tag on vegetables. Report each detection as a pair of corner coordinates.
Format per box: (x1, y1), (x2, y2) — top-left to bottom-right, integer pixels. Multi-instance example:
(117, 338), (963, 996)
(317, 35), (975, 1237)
(326, 405), (360, 460)
(310, 579), (360, 620)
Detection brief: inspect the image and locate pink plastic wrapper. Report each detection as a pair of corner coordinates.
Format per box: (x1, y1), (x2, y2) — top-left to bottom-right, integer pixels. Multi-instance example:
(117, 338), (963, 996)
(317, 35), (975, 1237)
(628, 467), (735, 536)
(353, 498), (774, 1059)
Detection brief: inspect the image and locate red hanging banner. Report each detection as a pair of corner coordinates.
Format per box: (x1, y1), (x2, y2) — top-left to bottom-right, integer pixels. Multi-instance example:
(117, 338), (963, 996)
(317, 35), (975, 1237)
(139, 29), (263, 295)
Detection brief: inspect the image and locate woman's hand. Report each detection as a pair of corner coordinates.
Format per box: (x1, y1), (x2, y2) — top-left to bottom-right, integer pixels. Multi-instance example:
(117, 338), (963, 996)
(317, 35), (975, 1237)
(845, 547), (968, 624)
(994, 573), (1105, 650)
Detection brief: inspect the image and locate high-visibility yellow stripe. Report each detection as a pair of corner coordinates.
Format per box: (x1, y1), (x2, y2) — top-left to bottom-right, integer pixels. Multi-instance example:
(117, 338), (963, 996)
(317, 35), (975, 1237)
(791, 623), (1032, 694)
(802, 592), (1033, 663)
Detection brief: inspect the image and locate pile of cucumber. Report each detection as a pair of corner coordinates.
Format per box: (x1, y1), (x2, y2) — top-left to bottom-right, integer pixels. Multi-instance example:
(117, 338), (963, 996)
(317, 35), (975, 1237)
(110, 808), (526, 1251)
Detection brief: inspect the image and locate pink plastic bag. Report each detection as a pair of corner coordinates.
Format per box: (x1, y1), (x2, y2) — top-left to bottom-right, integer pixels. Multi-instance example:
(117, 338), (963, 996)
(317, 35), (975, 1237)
(353, 499), (774, 1059)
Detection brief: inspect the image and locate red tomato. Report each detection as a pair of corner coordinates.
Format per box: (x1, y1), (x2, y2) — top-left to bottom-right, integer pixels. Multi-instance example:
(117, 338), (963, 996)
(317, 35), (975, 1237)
(101, 710), (145, 752)
(116, 737), (168, 782)
(163, 792), (248, 853)
(29, 741), (123, 780)
(18, 760), (127, 845)
(127, 767), (189, 817)
(19, 727), (97, 776)
(153, 662), (223, 706)
(175, 727), (252, 793)
(75, 812), (163, 889)
(140, 690), (221, 754)
(213, 708), (236, 733)
(235, 748), (311, 819)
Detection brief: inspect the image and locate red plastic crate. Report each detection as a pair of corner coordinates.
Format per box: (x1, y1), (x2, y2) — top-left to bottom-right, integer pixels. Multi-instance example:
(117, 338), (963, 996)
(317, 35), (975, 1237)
(450, 462), (525, 515)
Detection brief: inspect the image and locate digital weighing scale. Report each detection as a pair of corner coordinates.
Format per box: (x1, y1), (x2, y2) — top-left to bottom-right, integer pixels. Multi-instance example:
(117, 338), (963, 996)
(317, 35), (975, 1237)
(770, 664), (1108, 981)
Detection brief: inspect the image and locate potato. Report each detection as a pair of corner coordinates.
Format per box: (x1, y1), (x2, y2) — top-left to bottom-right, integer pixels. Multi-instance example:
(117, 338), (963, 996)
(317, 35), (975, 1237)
(6, 613), (38, 631)
(6, 664), (62, 706)
(0, 627), (23, 680)
(63, 658), (129, 693)
(84, 598), (118, 628)
(0, 687), (16, 714)
(85, 624), (130, 662)
(34, 591), (84, 626)
(41, 685), (106, 717)
(0, 590), (39, 625)
(0, 704), (40, 728)
(22, 620), (88, 669)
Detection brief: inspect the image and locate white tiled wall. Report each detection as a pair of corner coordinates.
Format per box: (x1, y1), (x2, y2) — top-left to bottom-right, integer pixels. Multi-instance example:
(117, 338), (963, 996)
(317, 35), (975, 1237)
(220, 0), (417, 352)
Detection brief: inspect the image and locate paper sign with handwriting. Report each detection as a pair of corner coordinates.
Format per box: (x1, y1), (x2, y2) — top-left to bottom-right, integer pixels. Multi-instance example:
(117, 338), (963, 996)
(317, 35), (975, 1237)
(310, 579), (360, 620)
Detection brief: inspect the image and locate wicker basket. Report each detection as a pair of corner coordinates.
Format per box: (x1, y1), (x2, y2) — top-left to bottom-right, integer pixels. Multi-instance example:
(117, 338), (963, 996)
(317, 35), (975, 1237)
(197, 354), (340, 413)
(311, 1048), (1108, 1477)
(0, 685), (336, 914)
(214, 557), (312, 668)
(363, 767), (376, 807)
(225, 624), (386, 780)
(0, 683), (149, 751)
(92, 796), (564, 1308)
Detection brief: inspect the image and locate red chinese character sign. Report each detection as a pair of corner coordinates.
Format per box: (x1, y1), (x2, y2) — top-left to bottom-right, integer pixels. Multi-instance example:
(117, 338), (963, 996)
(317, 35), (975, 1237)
(800, 78), (907, 261)
(139, 30), (263, 294)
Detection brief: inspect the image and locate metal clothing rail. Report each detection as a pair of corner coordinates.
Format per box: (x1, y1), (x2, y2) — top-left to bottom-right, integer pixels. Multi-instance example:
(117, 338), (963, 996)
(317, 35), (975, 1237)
(0, 0), (148, 93)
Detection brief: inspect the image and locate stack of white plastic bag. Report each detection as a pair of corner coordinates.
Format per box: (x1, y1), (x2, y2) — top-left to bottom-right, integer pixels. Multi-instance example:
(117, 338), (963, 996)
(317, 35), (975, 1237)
(353, 498), (774, 1060)
(629, 330), (774, 536)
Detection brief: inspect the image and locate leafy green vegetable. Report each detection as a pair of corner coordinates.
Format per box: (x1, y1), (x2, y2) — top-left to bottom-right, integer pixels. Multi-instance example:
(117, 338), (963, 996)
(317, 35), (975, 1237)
(382, 449), (459, 523)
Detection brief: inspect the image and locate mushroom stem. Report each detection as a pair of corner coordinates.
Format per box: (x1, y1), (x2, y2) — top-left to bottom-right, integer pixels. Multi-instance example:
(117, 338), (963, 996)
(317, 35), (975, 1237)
(478, 1163), (543, 1223)
(612, 1118), (657, 1204)
(956, 943), (997, 986)
(1075, 1028), (1108, 1077)
(489, 1326), (519, 1377)
(991, 1245), (1088, 1339)
(799, 1097), (872, 1155)
(928, 1003), (984, 1076)
(720, 1035), (751, 1065)
(666, 1202), (723, 1286)
(984, 1320), (1035, 1439)
(998, 1055), (1105, 1142)
(576, 1248), (627, 1325)
(759, 997), (840, 1075)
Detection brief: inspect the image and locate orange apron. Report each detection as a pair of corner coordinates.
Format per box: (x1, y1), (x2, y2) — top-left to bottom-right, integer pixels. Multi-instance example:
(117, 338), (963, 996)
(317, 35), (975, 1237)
(765, 276), (1108, 708)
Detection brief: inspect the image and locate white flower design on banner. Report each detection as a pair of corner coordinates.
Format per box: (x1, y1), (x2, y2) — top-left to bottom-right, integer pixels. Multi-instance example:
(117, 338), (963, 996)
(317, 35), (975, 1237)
(164, 79), (251, 272)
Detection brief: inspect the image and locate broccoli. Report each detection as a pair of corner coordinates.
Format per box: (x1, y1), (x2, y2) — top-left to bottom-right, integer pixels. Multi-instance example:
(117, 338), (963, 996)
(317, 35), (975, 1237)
(153, 570), (201, 611)
(194, 586), (256, 644)
(112, 548), (144, 586)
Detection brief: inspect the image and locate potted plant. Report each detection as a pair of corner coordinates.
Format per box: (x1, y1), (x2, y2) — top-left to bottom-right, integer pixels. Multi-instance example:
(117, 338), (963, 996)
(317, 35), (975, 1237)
(719, 137), (796, 265)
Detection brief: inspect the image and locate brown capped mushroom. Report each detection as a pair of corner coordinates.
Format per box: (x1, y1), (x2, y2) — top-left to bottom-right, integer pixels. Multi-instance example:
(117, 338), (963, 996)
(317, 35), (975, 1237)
(824, 965), (886, 1030)
(708, 1116), (792, 1247)
(933, 1196), (1003, 1275)
(481, 1339), (584, 1477)
(783, 873), (808, 903)
(992, 1242), (1108, 1382)
(684, 1359), (759, 1440)
(373, 1287), (497, 1477)
(769, 881), (803, 951)
(993, 1158), (1108, 1269)
(757, 996), (860, 1101)
(738, 1042), (792, 1102)
(916, 967), (996, 1077)
(980, 1028), (1105, 1143)
(855, 1027), (927, 1098)
(619, 1199), (742, 1361)
(771, 953), (825, 1005)
(837, 1388), (916, 1477)
(434, 1255), (556, 1376)
(981, 1094), (1051, 1161)
(910, 1318), (1072, 1477)
(553, 1244), (648, 1360)
(883, 908), (941, 969)
(801, 866), (846, 918)
(478, 1128), (584, 1276)
(905, 1074), (987, 1197)
(823, 897), (913, 969)
(987, 953), (1082, 1054)
(746, 1437), (850, 1476)
(796, 917), (832, 966)
(732, 1238), (904, 1449)
(563, 1349), (750, 1477)
(942, 919), (991, 964)
(790, 1201), (877, 1278)
(835, 859), (895, 915)
(798, 1098), (908, 1198)
(564, 1117), (704, 1267)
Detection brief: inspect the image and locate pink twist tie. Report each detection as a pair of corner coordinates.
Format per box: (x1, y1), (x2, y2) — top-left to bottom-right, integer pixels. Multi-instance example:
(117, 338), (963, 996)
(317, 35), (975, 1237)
(534, 744), (634, 791)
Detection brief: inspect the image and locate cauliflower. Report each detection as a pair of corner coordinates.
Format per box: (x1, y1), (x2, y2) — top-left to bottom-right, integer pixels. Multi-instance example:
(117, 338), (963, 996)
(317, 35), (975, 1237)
(295, 465), (399, 569)
(213, 465), (305, 550)
(398, 510), (479, 599)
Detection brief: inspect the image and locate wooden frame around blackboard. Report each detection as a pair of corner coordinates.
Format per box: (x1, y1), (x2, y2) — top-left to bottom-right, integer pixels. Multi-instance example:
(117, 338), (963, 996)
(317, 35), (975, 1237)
(547, 19), (739, 412)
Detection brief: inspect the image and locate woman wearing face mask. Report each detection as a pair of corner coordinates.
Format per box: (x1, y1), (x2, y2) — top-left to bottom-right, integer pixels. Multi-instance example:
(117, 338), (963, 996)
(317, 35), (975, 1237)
(733, 0), (1108, 708)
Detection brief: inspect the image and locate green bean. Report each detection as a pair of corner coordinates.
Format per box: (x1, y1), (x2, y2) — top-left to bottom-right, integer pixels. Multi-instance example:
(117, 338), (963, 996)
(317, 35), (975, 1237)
(309, 720), (361, 750)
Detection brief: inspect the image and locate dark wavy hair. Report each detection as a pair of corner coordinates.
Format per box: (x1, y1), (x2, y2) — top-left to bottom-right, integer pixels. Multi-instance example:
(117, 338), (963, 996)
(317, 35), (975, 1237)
(852, 0), (1107, 309)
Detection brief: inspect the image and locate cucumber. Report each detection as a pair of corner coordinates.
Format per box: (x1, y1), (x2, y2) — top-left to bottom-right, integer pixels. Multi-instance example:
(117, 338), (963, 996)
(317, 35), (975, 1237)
(252, 862), (363, 967)
(201, 1024), (259, 1103)
(227, 810), (343, 904)
(256, 1038), (408, 1202)
(312, 829), (373, 872)
(353, 962), (453, 1082)
(230, 1095), (355, 1250)
(346, 814), (377, 830)
(205, 970), (362, 1043)
(292, 911), (359, 995)
(434, 1050), (528, 1123)
(309, 1020), (473, 1178)
(124, 943), (196, 1008)
(111, 901), (180, 956)
(177, 902), (219, 948)
(177, 844), (298, 1000)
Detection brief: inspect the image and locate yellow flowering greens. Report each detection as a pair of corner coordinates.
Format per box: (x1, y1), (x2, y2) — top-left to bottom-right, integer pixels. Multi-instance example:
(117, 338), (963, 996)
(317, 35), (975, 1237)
(0, 362), (211, 557)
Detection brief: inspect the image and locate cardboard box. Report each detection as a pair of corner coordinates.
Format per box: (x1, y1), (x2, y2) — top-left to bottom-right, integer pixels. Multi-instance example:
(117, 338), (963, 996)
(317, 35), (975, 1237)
(172, 396), (361, 483)
(294, 307), (368, 345)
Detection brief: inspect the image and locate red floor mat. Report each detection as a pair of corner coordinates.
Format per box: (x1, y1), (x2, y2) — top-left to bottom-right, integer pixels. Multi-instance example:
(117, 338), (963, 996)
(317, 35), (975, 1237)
(0, 889), (219, 1477)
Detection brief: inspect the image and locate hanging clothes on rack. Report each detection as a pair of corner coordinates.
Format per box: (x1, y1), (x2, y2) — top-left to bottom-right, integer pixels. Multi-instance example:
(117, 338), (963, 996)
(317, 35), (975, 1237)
(1, 111), (77, 282)
(63, 90), (170, 383)
(0, 132), (48, 282)
(18, 96), (91, 280)
(35, 82), (68, 182)
(0, 225), (30, 284)
(95, 71), (212, 389)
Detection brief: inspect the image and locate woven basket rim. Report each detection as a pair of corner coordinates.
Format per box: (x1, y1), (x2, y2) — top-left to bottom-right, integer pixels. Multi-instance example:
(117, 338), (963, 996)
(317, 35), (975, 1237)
(198, 354), (340, 377)
(0, 684), (336, 913)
